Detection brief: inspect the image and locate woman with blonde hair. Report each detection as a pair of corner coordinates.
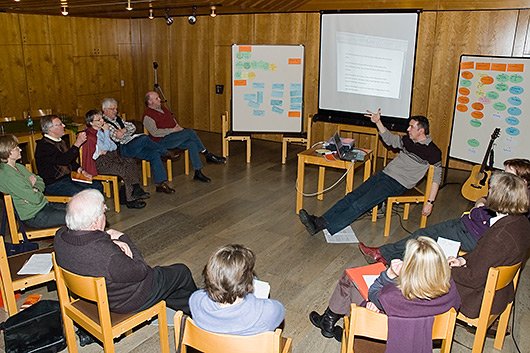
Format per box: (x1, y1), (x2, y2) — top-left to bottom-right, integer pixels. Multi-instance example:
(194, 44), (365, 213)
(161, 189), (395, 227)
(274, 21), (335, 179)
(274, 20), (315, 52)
(450, 172), (530, 318)
(0, 134), (65, 228)
(189, 244), (285, 336)
(310, 236), (460, 348)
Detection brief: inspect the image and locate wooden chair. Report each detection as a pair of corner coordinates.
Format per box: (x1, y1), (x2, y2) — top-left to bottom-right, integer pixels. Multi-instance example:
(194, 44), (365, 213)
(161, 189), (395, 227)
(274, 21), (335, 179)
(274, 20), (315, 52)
(341, 304), (457, 353)
(53, 254), (170, 353)
(174, 311), (292, 353)
(372, 164), (435, 236)
(281, 114), (312, 164)
(142, 128), (189, 186)
(0, 234), (55, 316)
(2, 193), (70, 244)
(222, 111), (251, 163)
(78, 146), (120, 213)
(456, 263), (522, 353)
(23, 109), (52, 119)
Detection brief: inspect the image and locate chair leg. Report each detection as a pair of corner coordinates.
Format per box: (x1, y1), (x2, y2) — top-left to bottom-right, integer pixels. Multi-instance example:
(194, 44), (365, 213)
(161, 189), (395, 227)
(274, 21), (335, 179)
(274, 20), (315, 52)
(142, 160), (148, 186)
(282, 139), (288, 164)
(317, 167), (325, 201)
(166, 159), (172, 181)
(103, 181), (111, 197)
(471, 321), (489, 353)
(62, 316), (79, 353)
(111, 178), (120, 213)
(420, 214), (427, 228)
(372, 205), (378, 222)
(403, 203), (410, 220)
(102, 334), (116, 353)
(494, 304), (513, 349)
(384, 201), (393, 236)
(184, 150), (190, 175)
(157, 305), (170, 353)
(246, 138), (251, 163)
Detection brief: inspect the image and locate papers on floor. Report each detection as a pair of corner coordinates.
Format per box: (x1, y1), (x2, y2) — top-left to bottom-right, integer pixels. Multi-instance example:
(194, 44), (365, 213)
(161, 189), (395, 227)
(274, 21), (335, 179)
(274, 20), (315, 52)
(253, 278), (271, 299)
(17, 253), (53, 275)
(437, 237), (461, 259)
(323, 226), (358, 243)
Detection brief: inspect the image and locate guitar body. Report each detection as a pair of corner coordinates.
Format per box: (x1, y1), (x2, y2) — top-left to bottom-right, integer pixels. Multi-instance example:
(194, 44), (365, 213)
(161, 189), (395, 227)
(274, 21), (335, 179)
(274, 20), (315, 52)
(461, 165), (491, 202)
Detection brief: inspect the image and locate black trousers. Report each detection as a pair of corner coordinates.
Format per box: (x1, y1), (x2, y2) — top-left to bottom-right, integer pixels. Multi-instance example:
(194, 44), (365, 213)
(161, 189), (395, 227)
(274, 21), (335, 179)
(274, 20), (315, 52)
(134, 263), (197, 315)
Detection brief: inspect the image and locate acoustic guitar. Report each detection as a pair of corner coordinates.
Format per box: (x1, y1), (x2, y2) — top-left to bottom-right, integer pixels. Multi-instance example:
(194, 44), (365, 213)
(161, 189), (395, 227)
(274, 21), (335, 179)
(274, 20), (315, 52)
(461, 128), (501, 202)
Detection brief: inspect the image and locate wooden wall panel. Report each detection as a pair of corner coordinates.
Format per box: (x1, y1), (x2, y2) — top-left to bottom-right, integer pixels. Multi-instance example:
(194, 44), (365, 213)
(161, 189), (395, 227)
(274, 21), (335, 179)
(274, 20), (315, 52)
(98, 56), (121, 93)
(19, 14), (50, 45)
(0, 45), (28, 118)
(47, 15), (73, 45)
(513, 9), (530, 56)
(118, 43), (139, 121)
(74, 56), (99, 95)
(23, 45), (55, 112)
(0, 13), (22, 45)
(50, 44), (76, 115)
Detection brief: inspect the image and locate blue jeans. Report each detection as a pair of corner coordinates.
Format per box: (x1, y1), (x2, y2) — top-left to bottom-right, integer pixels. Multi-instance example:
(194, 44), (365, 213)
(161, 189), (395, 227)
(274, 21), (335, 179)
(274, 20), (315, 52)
(23, 202), (66, 229)
(45, 176), (104, 197)
(159, 129), (205, 170)
(120, 135), (168, 184)
(323, 172), (406, 235)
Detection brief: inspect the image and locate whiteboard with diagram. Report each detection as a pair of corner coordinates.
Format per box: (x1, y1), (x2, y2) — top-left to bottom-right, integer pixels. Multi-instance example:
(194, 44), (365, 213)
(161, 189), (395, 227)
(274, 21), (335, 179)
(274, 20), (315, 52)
(231, 44), (305, 133)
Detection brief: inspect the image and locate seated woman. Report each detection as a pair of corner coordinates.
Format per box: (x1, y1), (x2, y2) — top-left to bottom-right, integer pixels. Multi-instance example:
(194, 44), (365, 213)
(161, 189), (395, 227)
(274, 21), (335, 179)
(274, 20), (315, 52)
(0, 135), (66, 228)
(83, 110), (149, 209)
(450, 172), (530, 319)
(189, 244), (285, 335)
(359, 157), (530, 265)
(310, 236), (460, 348)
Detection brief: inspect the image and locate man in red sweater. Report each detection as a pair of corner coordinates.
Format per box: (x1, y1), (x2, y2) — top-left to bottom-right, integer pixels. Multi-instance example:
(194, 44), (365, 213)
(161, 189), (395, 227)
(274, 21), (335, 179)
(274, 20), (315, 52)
(143, 91), (225, 182)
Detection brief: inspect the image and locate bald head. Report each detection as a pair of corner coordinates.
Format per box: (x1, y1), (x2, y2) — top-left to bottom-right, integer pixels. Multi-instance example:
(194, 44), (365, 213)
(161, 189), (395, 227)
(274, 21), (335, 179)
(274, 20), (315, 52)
(145, 91), (161, 109)
(66, 189), (106, 231)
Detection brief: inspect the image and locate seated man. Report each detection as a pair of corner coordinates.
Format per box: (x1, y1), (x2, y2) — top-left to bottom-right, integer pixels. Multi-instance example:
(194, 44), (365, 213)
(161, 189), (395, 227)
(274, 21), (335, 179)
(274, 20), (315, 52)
(143, 91), (226, 183)
(299, 109), (442, 236)
(102, 98), (179, 194)
(54, 189), (197, 314)
(360, 158), (530, 265)
(35, 115), (103, 197)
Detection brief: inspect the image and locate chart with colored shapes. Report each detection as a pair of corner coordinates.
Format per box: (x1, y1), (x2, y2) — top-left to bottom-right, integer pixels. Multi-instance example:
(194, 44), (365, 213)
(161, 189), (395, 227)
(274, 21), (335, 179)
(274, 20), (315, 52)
(450, 55), (530, 168)
(232, 45), (305, 133)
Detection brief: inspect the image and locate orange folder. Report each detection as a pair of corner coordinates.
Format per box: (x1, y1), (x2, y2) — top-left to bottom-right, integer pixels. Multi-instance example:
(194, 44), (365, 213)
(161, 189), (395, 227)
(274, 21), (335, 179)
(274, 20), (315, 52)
(345, 262), (386, 299)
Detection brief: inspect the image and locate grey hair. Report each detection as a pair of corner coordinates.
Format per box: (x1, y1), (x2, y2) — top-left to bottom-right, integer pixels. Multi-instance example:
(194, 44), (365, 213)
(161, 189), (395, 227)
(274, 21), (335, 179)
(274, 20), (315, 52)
(102, 98), (118, 110)
(66, 189), (105, 231)
(40, 115), (59, 133)
(85, 110), (103, 125)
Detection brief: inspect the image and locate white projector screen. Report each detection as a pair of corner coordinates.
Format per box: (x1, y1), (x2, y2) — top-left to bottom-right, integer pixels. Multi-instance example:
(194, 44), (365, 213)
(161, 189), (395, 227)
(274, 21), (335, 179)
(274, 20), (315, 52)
(319, 11), (419, 130)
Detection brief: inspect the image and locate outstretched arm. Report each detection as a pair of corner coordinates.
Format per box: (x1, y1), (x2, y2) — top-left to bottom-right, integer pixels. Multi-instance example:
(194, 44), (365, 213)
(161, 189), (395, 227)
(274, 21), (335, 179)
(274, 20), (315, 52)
(364, 109), (387, 134)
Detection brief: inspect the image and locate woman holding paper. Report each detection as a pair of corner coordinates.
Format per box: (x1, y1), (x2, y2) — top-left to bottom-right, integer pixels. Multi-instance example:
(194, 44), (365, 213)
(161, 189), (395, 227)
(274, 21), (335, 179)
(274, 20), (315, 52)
(309, 237), (460, 342)
(189, 244), (285, 336)
(450, 172), (530, 318)
(0, 134), (66, 228)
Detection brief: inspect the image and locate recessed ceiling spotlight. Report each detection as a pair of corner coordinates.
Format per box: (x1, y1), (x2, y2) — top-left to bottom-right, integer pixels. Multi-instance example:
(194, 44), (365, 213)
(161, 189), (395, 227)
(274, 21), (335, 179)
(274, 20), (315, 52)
(61, 6), (68, 15)
(164, 8), (173, 25)
(149, 8), (154, 19)
(210, 5), (216, 18)
(188, 6), (197, 25)
(126, 0), (132, 11)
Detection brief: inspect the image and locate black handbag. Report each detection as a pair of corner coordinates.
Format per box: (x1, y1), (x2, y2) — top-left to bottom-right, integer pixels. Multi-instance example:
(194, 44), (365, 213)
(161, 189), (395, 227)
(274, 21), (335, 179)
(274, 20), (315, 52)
(1, 199), (39, 256)
(0, 300), (67, 353)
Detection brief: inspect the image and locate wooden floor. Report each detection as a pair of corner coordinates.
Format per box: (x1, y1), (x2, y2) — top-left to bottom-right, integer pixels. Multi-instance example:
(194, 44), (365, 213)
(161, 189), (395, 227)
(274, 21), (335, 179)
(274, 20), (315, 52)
(2, 131), (530, 353)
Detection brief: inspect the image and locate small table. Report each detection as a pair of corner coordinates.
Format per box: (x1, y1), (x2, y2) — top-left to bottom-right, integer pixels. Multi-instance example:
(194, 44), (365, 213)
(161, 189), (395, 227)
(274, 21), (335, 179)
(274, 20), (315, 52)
(296, 145), (372, 213)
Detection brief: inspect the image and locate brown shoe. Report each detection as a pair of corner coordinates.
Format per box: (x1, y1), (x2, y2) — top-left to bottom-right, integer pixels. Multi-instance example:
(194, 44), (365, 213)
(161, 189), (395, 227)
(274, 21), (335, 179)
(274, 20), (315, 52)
(156, 182), (175, 194)
(164, 149), (182, 161)
(358, 242), (388, 265)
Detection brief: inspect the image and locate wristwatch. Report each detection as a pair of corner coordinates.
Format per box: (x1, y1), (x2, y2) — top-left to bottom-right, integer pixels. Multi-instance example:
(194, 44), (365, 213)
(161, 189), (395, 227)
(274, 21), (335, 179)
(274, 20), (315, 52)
(427, 199), (435, 205)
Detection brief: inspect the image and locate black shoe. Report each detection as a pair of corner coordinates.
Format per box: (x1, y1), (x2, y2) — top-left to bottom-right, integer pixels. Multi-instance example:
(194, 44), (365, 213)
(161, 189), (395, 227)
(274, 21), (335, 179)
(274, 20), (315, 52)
(205, 152), (226, 164)
(132, 186), (150, 200)
(309, 308), (342, 340)
(299, 209), (324, 235)
(194, 170), (211, 182)
(76, 327), (96, 347)
(156, 182), (175, 194)
(126, 199), (146, 209)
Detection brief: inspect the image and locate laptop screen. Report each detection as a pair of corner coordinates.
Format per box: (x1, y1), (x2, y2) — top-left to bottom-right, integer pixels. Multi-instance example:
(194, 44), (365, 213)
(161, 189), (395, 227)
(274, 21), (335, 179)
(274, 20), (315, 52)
(333, 132), (343, 152)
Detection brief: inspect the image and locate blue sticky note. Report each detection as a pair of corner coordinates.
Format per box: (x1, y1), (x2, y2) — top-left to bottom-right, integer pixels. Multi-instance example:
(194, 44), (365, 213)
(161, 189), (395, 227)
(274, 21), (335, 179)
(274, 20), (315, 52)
(271, 91), (284, 98)
(290, 83), (302, 90)
(290, 90), (302, 97)
(272, 83), (284, 90)
(253, 110), (265, 116)
(270, 100), (283, 106)
(291, 97), (302, 104)
(257, 91), (263, 104)
(272, 106), (284, 114)
(290, 104), (302, 110)
(253, 82), (265, 89)
(244, 94), (257, 101)
(248, 101), (261, 109)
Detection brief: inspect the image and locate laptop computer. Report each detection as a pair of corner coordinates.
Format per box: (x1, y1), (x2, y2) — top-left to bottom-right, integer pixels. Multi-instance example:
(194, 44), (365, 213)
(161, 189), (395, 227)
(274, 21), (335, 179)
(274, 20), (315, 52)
(332, 132), (366, 162)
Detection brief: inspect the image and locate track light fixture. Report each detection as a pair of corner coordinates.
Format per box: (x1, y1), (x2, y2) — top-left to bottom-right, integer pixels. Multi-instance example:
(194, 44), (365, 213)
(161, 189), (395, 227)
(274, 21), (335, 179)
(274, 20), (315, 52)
(149, 8), (154, 19)
(210, 5), (216, 18)
(188, 6), (197, 25)
(126, 0), (132, 11)
(61, 5), (68, 15)
(164, 8), (173, 25)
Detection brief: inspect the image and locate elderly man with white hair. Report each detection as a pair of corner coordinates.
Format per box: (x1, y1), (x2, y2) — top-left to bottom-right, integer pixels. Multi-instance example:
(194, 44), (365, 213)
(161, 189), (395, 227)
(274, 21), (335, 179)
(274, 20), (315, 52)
(54, 189), (197, 314)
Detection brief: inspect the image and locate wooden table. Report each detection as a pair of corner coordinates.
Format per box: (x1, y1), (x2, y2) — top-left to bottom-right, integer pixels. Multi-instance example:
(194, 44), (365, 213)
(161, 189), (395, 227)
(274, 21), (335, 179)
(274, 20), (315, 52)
(296, 145), (372, 213)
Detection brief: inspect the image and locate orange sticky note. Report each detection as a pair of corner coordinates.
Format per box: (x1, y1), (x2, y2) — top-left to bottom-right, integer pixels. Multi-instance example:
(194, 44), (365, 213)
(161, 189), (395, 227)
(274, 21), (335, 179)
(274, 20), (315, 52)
(461, 61), (474, 69)
(288, 111), (301, 117)
(239, 46), (251, 52)
(475, 62), (491, 71)
(507, 64), (524, 72)
(288, 58), (302, 65)
(491, 63), (507, 71)
(234, 80), (247, 86)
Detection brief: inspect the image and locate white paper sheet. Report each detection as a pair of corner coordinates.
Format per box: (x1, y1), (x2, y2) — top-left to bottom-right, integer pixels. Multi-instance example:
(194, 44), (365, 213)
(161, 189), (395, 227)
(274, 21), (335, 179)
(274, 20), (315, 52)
(437, 237), (461, 259)
(17, 253), (53, 275)
(253, 278), (271, 299)
(324, 226), (359, 243)
(362, 275), (380, 291)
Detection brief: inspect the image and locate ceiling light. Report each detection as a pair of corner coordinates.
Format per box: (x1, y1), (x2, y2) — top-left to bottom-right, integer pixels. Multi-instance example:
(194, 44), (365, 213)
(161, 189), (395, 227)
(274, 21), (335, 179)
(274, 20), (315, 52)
(149, 8), (154, 19)
(164, 8), (173, 25)
(210, 5), (216, 18)
(126, 0), (132, 11)
(61, 6), (68, 15)
(188, 6), (197, 25)
(14, 0), (21, 2)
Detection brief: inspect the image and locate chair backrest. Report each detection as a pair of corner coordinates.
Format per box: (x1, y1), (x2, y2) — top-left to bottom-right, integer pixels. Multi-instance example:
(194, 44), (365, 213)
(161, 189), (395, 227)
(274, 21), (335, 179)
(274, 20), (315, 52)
(23, 109), (52, 119)
(417, 164), (435, 196)
(174, 311), (291, 353)
(3, 194), (22, 243)
(479, 263), (522, 315)
(343, 304), (456, 353)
